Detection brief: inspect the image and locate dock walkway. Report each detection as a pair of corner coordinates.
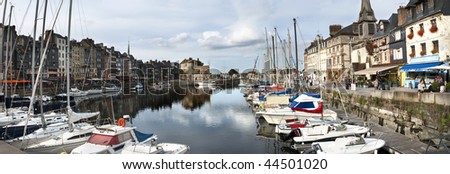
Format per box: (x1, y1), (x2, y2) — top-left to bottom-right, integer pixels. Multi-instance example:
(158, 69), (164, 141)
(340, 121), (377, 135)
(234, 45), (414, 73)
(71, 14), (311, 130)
(0, 141), (26, 154)
(343, 110), (441, 154)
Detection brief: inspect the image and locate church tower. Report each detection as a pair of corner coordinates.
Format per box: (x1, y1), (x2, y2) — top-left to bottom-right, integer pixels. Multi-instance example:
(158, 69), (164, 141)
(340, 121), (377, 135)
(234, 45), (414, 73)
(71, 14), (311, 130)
(354, 0), (377, 39)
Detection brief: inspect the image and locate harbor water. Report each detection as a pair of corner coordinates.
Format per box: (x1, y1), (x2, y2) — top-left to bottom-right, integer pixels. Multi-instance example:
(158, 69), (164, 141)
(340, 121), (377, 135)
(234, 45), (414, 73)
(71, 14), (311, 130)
(76, 87), (293, 154)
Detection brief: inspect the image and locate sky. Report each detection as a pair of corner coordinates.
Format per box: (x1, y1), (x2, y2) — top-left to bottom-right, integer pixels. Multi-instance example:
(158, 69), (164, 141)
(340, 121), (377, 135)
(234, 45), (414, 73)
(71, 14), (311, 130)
(2, 0), (408, 73)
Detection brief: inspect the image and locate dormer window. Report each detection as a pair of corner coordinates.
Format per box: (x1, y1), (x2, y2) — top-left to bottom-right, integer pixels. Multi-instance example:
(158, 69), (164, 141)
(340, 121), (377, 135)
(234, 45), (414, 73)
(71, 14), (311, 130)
(416, 3), (423, 15)
(428, 0), (435, 10)
(379, 23), (384, 31)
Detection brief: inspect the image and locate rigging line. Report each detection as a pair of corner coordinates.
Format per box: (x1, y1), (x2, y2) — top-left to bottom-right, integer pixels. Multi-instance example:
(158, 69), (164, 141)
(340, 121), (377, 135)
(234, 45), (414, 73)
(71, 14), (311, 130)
(75, 0), (83, 37)
(23, 0), (64, 139)
(14, 0), (31, 35)
(5, 0), (32, 83)
(79, 0), (89, 37)
(295, 18), (307, 50)
(12, 35), (32, 96)
(275, 32), (291, 68)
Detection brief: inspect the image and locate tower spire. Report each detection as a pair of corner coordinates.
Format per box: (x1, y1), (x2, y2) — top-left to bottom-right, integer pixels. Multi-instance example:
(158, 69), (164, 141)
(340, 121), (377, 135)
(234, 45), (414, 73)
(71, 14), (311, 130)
(358, 0), (376, 22)
(127, 38), (130, 56)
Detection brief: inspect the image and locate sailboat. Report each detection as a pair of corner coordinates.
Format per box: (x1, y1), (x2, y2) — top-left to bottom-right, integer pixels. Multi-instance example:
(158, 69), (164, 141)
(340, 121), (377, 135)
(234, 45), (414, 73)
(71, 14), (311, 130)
(72, 116), (189, 154)
(21, 0), (100, 153)
(256, 92), (338, 125)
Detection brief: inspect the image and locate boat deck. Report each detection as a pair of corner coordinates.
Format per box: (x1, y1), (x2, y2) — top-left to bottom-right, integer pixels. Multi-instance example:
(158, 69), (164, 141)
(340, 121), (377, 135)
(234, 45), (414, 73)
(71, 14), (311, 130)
(0, 140), (26, 154)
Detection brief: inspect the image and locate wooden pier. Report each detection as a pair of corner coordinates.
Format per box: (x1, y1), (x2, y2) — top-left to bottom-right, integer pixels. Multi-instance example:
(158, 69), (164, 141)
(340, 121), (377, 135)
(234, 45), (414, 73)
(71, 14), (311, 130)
(0, 141), (26, 154)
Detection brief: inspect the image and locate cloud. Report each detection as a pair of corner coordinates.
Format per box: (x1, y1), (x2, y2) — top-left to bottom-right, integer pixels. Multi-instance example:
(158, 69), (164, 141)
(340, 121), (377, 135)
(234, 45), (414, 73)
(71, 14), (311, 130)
(196, 0), (272, 50)
(149, 32), (191, 48)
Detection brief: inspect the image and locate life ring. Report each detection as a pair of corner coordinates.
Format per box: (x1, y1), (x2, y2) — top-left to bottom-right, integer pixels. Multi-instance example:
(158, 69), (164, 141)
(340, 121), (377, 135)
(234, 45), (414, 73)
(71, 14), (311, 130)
(117, 118), (126, 127)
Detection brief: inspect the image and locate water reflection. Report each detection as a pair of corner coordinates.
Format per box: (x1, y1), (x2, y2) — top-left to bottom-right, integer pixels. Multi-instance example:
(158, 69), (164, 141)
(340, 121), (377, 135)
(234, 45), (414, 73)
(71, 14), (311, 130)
(76, 87), (294, 154)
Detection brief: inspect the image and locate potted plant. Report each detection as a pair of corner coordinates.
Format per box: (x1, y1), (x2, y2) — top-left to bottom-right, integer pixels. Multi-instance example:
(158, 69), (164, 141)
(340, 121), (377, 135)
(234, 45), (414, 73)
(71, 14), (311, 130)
(418, 27), (425, 36)
(446, 82), (450, 92)
(431, 49), (439, 54)
(420, 50), (426, 56)
(431, 82), (440, 92)
(430, 24), (438, 33)
(362, 81), (368, 88)
(407, 32), (414, 39)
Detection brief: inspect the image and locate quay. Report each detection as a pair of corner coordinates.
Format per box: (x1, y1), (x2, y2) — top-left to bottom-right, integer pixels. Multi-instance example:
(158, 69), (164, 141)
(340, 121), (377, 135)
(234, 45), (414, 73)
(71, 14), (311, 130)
(0, 141), (25, 154)
(343, 110), (438, 154)
(321, 84), (450, 154)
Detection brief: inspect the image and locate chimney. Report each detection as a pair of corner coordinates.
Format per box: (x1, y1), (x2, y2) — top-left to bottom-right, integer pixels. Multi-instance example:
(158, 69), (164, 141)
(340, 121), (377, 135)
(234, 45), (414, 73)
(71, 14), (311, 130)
(397, 6), (408, 26)
(329, 24), (342, 37)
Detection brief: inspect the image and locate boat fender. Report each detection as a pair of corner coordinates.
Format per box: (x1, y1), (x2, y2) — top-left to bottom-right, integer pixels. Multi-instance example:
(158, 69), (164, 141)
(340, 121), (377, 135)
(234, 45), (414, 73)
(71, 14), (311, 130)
(117, 118), (126, 127)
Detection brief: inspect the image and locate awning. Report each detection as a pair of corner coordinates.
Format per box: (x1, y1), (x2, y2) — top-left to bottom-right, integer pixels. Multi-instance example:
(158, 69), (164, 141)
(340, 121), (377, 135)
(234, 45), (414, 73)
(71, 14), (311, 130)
(354, 65), (398, 75)
(399, 62), (442, 72)
(425, 64), (450, 70)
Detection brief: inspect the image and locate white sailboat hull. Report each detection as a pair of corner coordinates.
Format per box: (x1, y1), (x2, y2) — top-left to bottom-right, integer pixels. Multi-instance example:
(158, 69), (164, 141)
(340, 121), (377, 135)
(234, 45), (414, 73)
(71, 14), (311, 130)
(290, 125), (371, 143)
(261, 109), (337, 125)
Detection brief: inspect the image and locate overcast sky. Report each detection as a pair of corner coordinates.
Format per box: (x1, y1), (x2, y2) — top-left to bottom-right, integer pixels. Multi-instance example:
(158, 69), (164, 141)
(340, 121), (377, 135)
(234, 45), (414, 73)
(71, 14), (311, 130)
(3, 0), (407, 73)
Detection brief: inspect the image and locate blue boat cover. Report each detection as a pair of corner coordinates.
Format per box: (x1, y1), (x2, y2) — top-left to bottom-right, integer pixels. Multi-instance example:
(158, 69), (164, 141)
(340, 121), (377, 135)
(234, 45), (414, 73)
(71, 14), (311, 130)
(302, 92), (320, 98)
(399, 62), (442, 72)
(133, 129), (154, 142)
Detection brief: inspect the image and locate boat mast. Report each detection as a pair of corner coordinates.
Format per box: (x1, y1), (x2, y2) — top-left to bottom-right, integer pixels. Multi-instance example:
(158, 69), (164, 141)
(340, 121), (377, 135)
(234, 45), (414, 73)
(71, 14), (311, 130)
(39, 0), (48, 128)
(274, 28), (279, 85)
(271, 35), (276, 85)
(31, 0), (39, 116)
(66, 0), (73, 129)
(4, 4), (13, 116)
(287, 29), (293, 88)
(23, 0), (64, 139)
(264, 27), (270, 83)
(317, 35), (324, 120)
(293, 18), (299, 89)
(0, 0), (7, 111)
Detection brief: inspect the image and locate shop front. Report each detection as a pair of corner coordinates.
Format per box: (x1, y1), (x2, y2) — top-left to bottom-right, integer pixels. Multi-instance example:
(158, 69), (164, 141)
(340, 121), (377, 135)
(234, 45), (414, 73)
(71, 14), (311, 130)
(399, 55), (447, 89)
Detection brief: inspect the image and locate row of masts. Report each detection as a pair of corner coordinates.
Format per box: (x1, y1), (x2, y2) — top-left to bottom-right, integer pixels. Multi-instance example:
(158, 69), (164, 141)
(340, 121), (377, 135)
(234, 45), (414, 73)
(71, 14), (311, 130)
(0, 0), (73, 136)
(261, 18), (303, 89)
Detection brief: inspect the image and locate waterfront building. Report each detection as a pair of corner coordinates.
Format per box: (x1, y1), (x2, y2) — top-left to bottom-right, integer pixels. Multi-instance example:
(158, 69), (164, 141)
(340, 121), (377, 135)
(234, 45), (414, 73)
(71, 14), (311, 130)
(354, 13), (406, 86)
(400, 0), (450, 87)
(179, 57), (209, 82)
(304, 35), (327, 83)
(303, 0), (377, 82)
(48, 31), (68, 80)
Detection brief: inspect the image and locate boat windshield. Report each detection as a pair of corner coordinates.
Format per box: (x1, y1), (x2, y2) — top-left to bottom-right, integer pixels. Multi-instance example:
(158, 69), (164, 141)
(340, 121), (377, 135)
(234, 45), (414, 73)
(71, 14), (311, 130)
(88, 134), (119, 145)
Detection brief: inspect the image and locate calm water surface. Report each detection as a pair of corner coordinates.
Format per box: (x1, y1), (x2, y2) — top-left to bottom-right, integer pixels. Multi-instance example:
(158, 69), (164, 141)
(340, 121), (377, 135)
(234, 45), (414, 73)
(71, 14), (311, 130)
(76, 88), (292, 154)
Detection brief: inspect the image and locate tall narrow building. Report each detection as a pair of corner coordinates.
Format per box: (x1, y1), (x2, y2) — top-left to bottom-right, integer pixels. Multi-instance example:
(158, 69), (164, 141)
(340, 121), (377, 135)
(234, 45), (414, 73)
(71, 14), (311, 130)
(354, 0), (377, 39)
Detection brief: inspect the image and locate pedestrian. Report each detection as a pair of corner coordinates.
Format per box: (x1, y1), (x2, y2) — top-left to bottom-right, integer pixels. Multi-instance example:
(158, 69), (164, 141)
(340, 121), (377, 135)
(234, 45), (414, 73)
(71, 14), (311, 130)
(417, 79), (425, 98)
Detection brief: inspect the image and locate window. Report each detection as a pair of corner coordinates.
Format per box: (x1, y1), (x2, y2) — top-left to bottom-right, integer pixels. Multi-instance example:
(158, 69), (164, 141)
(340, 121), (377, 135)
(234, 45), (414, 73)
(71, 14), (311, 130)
(420, 43), (426, 56)
(431, 19), (437, 25)
(384, 52), (388, 62)
(432, 40), (439, 54)
(393, 48), (403, 60)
